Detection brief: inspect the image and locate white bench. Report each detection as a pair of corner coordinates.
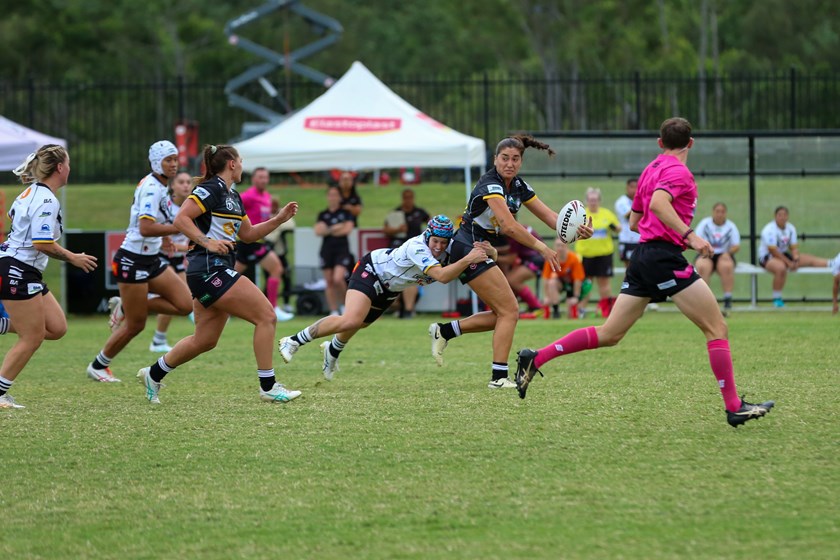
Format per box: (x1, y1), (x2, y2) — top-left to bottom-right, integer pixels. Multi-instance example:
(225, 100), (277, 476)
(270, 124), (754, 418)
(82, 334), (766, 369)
(612, 262), (832, 306)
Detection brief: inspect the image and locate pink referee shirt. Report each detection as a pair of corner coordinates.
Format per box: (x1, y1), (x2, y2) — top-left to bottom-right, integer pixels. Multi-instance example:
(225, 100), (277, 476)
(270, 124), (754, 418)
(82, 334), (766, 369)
(239, 185), (273, 225)
(631, 154), (697, 249)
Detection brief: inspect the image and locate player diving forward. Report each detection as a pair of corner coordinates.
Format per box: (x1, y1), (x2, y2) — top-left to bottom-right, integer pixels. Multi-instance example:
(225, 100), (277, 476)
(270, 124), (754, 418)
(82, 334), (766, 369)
(278, 215), (493, 379)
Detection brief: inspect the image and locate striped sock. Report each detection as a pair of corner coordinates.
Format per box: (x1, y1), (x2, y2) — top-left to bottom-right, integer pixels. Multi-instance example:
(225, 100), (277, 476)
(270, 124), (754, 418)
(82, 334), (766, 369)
(292, 327), (313, 345)
(0, 375), (12, 396)
(152, 330), (168, 345)
(491, 362), (509, 381)
(92, 351), (112, 370)
(150, 357), (174, 382)
(258, 368), (276, 391)
(439, 320), (461, 340)
(328, 335), (346, 358)
(0, 317), (9, 335)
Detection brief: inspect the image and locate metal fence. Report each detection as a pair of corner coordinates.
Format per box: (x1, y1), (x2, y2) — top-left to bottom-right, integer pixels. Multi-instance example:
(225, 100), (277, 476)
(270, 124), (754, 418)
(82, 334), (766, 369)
(3, 69), (840, 182)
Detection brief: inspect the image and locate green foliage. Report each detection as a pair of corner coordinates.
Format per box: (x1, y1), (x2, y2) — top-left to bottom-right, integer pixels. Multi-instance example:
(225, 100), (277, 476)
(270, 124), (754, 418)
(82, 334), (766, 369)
(4, 0), (840, 83)
(2, 313), (838, 558)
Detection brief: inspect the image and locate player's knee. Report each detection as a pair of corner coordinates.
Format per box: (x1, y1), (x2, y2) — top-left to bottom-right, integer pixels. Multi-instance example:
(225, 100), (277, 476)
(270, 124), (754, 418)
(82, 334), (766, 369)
(597, 330), (623, 347)
(707, 319), (728, 340)
(123, 318), (146, 337)
(45, 323), (67, 340)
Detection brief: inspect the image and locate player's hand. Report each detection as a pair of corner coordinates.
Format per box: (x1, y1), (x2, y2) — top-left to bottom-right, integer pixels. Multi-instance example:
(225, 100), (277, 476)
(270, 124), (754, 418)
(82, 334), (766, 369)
(540, 245), (561, 272)
(576, 217), (594, 240)
(206, 239), (235, 255)
(276, 201), (299, 223)
(687, 233), (712, 258)
(72, 252), (98, 272)
(465, 247), (488, 264)
(789, 258), (800, 271)
(473, 241), (497, 261)
(161, 236), (175, 258)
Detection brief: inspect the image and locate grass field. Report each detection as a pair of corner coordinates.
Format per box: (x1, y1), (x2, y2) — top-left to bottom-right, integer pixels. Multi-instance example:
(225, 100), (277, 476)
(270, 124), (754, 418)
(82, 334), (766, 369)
(1, 311), (838, 559)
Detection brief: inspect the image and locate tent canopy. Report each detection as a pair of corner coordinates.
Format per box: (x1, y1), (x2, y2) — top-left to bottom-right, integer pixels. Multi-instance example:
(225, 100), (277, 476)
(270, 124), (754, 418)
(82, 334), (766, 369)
(235, 61), (486, 172)
(0, 116), (67, 171)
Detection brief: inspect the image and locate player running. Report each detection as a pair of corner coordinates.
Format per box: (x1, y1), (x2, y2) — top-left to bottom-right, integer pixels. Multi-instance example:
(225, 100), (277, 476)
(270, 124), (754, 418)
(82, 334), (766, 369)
(516, 118), (775, 428)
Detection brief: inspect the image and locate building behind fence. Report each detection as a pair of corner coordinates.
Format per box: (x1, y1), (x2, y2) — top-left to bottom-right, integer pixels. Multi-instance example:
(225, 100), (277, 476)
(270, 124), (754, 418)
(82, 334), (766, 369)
(3, 70), (840, 182)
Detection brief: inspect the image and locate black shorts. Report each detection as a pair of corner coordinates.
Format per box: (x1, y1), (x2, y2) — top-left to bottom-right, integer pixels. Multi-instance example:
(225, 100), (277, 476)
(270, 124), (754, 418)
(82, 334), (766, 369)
(320, 246), (354, 270)
(619, 243), (639, 263)
(449, 238), (497, 285)
(112, 248), (168, 284)
(583, 254), (614, 277)
(187, 267), (241, 308)
(0, 258), (49, 300)
(759, 252), (792, 267)
(621, 241), (701, 303)
(160, 253), (187, 274)
(696, 252), (736, 270)
(347, 254), (400, 324)
(235, 241), (271, 265)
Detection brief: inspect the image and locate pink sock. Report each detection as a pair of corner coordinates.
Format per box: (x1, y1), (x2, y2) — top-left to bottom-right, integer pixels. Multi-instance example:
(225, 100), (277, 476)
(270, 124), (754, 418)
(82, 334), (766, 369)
(534, 326), (599, 369)
(266, 277), (280, 308)
(517, 286), (542, 310)
(707, 339), (742, 412)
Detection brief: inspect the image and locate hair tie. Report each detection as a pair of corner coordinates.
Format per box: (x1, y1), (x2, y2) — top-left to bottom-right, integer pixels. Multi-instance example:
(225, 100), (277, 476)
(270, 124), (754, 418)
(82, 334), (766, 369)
(12, 152), (37, 177)
(210, 145), (218, 155)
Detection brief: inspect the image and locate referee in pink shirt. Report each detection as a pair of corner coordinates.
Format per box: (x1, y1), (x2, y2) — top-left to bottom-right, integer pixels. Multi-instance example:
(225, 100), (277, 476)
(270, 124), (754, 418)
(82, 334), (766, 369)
(516, 118), (775, 428)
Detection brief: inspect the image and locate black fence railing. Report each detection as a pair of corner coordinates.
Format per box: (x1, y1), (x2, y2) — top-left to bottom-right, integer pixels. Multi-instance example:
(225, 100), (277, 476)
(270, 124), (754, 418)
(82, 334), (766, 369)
(3, 70), (840, 182)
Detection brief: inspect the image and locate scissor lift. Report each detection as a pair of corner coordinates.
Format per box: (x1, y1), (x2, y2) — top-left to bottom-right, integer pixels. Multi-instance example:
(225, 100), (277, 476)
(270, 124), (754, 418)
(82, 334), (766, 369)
(225, 0), (342, 137)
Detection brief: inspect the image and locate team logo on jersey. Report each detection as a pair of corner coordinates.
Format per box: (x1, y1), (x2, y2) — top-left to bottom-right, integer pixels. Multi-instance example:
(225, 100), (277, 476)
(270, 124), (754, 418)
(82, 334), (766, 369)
(194, 187), (211, 200)
(40, 224), (51, 233)
(225, 198), (237, 211)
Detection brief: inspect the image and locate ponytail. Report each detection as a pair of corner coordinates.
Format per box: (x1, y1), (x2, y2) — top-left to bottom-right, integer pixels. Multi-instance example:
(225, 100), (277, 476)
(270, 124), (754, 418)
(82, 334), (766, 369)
(12, 144), (68, 184)
(495, 135), (555, 157)
(194, 144), (239, 185)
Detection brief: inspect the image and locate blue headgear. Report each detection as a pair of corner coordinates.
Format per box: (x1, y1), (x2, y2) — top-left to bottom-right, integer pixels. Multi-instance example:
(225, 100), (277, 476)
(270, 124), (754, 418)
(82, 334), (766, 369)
(423, 214), (455, 243)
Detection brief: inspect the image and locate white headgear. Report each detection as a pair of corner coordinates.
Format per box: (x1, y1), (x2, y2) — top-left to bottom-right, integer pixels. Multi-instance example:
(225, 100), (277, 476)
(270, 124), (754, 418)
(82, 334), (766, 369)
(148, 140), (179, 176)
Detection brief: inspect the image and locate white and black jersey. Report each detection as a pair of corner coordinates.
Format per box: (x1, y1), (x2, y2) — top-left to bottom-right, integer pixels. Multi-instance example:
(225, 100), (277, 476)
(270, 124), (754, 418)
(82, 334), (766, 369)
(454, 168), (537, 245)
(696, 217), (740, 255)
(758, 221), (797, 261)
(162, 196), (188, 257)
(120, 174), (169, 255)
(185, 176), (246, 275)
(367, 234), (449, 293)
(615, 194), (641, 244)
(0, 183), (62, 272)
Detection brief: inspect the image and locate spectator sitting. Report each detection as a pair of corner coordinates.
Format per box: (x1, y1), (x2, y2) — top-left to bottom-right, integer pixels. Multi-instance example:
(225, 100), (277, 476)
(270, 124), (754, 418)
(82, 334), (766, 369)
(759, 205), (839, 307)
(695, 202), (740, 316)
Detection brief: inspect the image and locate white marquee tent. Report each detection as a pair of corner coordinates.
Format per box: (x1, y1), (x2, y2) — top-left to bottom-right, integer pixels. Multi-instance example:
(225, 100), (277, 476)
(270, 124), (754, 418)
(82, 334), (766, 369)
(234, 61), (486, 194)
(0, 116), (67, 171)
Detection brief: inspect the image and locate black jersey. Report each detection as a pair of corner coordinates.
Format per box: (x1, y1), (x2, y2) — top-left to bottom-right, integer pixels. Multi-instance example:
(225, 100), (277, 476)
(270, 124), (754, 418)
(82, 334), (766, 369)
(454, 168), (537, 245)
(340, 188), (362, 225)
(185, 176), (246, 275)
(316, 207), (354, 253)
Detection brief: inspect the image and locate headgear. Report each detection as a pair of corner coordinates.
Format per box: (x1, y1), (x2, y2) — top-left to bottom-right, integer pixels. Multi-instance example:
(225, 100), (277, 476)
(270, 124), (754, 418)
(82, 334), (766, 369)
(423, 215), (455, 243)
(148, 140), (179, 176)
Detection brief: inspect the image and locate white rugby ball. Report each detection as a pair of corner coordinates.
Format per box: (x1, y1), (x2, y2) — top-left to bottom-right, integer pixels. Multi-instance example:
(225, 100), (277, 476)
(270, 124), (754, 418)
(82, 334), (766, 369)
(556, 200), (587, 243)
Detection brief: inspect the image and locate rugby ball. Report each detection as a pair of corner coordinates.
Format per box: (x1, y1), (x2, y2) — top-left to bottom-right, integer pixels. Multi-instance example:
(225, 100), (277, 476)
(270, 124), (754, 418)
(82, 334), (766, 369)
(556, 200), (587, 243)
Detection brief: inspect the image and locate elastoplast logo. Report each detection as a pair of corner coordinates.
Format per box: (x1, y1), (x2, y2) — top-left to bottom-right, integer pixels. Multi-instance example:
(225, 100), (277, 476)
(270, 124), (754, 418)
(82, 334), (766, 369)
(304, 117), (401, 135)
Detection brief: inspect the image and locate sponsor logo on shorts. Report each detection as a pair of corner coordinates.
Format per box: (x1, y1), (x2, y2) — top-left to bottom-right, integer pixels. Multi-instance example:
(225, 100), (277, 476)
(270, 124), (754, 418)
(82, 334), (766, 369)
(27, 282), (43, 294)
(135, 270), (149, 281)
(224, 269), (237, 277)
(657, 279), (677, 290)
(199, 293), (212, 302)
(211, 277), (223, 288)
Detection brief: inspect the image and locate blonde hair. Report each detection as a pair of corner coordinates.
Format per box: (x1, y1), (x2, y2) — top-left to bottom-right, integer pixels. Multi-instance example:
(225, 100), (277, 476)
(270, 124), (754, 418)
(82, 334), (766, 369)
(12, 144), (68, 184)
(585, 187), (602, 201)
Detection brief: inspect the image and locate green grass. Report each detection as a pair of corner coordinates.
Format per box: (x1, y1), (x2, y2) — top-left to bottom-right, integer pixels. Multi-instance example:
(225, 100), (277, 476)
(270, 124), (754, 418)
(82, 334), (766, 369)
(2, 312), (838, 559)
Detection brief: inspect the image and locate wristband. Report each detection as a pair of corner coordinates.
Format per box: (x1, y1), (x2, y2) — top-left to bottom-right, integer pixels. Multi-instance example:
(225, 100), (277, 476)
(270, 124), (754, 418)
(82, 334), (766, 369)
(681, 228), (694, 240)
